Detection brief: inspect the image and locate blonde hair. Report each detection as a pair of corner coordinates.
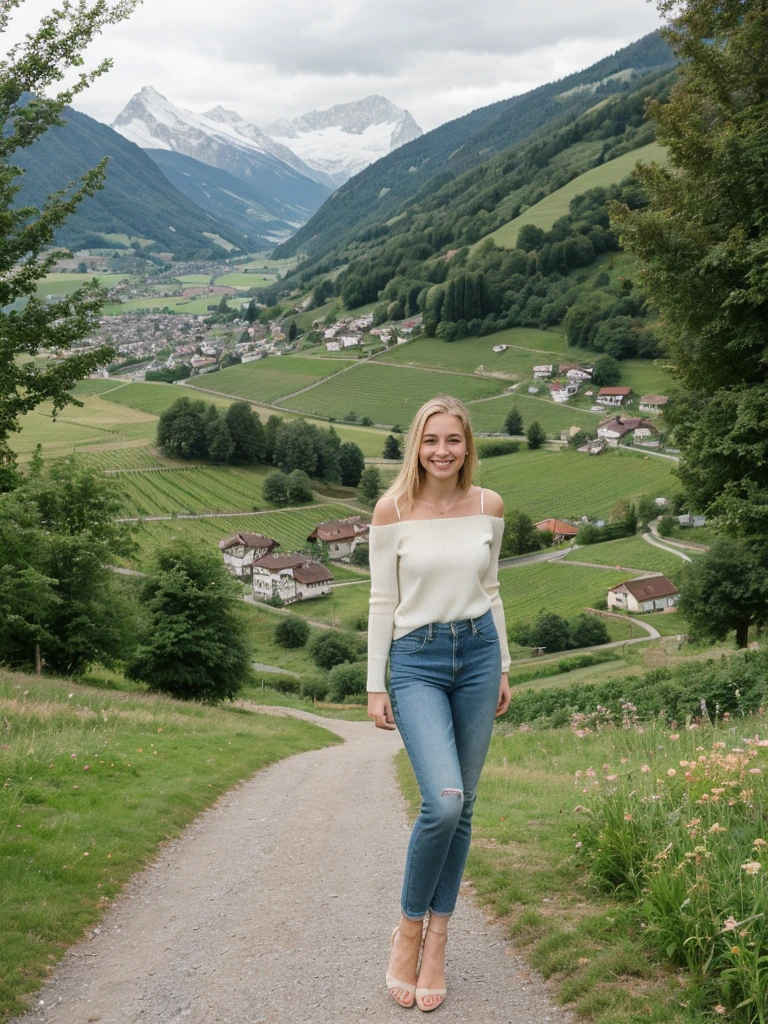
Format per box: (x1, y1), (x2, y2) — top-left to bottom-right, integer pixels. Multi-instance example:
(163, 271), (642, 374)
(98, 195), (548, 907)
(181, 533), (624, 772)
(383, 395), (478, 510)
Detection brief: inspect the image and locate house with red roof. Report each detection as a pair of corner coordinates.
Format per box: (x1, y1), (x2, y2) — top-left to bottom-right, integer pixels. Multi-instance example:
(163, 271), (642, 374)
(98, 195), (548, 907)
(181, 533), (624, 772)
(218, 532), (279, 579)
(252, 552), (334, 604)
(607, 575), (679, 613)
(307, 516), (370, 561)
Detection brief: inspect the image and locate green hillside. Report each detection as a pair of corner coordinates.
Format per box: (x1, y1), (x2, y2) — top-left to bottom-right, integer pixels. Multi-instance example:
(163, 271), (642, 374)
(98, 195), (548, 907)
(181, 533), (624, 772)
(480, 141), (668, 249)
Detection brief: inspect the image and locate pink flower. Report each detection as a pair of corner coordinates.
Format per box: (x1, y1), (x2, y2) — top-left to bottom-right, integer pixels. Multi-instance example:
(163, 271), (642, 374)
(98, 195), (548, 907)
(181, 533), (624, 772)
(667, 768), (677, 777)
(669, 733), (681, 741)
(741, 861), (762, 876)
(640, 765), (650, 773)
(722, 916), (738, 932)
(606, 774), (619, 782)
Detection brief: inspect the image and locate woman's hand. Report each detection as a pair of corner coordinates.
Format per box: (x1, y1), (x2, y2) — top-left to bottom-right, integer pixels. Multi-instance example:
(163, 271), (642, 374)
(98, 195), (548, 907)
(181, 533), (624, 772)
(495, 673), (511, 717)
(368, 692), (397, 730)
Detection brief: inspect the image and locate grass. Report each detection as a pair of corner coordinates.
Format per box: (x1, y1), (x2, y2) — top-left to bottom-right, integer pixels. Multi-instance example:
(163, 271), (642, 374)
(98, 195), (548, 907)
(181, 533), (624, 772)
(477, 447), (677, 522)
(498, 561), (641, 624)
(101, 382), (235, 416)
(113, 465), (270, 517)
(212, 273), (274, 288)
(379, 329), (573, 372)
(0, 669), (339, 1020)
(35, 273), (128, 298)
(395, 722), (692, 1024)
(470, 392), (603, 435)
(479, 142), (668, 250)
(101, 295), (221, 315)
(277, 362), (509, 426)
(184, 356), (356, 405)
(564, 534), (690, 582)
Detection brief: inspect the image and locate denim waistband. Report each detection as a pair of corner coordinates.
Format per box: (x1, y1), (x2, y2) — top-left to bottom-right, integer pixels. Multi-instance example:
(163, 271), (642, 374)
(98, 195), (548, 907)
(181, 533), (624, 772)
(419, 608), (494, 638)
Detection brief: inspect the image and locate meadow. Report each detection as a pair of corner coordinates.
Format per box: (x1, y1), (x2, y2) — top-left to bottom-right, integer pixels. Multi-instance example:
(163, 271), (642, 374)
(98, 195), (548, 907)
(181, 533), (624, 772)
(564, 534), (691, 581)
(212, 272), (274, 289)
(101, 295), (222, 315)
(184, 355), (356, 405)
(276, 362), (509, 425)
(0, 670), (338, 1020)
(479, 142), (668, 250)
(498, 560), (639, 624)
(469, 392), (602, 434)
(476, 447), (677, 522)
(35, 273), (128, 297)
(113, 466), (268, 517)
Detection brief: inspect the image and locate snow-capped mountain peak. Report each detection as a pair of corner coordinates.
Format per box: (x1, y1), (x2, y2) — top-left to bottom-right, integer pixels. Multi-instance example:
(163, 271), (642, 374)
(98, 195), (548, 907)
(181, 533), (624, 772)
(266, 95), (423, 185)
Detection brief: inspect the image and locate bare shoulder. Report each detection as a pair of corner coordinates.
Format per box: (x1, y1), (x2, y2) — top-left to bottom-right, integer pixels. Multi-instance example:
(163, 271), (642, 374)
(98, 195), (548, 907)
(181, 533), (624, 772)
(481, 488), (504, 519)
(371, 495), (400, 526)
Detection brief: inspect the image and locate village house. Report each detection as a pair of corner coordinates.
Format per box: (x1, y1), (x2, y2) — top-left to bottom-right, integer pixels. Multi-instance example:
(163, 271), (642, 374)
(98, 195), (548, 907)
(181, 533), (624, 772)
(559, 363), (593, 382)
(639, 395), (669, 414)
(533, 364), (554, 379)
(251, 553), (334, 603)
(549, 381), (571, 403)
(338, 331), (363, 348)
(607, 575), (679, 613)
(307, 517), (370, 560)
(534, 518), (579, 543)
(240, 351), (263, 363)
(325, 340), (341, 352)
(218, 532), (280, 579)
(596, 386), (633, 407)
(597, 415), (660, 447)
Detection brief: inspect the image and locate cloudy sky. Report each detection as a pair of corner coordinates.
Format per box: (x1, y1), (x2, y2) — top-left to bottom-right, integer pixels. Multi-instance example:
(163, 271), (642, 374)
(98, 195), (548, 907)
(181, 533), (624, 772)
(11, 0), (664, 132)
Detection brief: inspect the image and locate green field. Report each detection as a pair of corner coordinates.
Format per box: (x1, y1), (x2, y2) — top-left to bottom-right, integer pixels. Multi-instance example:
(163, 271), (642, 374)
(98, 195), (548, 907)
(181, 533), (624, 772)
(36, 273), (128, 297)
(114, 466), (269, 517)
(480, 142), (668, 250)
(184, 356), (356, 405)
(477, 447), (677, 521)
(176, 274), (212, 285)
(470, 392), (602, 434)
(101, 382), (234, 416)
(380, 329), (573, 372)
(499, 560), (641, 623)
(277, 362), (509, 425)
(564, 534), (690, 581)
(101, 295), (220, 315)
(123, 503), (359, 569)
(80, 446), (166, 471)
(213, 273), (274, 288)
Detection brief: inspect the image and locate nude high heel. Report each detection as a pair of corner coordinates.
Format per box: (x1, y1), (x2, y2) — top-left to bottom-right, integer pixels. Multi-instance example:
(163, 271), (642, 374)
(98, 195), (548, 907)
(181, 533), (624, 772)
(415, 923), (448, 1012)
(386, 925), (418, 1008)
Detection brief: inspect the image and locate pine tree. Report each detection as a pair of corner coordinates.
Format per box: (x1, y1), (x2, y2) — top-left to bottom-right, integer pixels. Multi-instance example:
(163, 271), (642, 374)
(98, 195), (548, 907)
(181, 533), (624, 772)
(382, 435), (401, 459)
(339, 442), (365, 486)
(225, 402), (264, 464)
(0, 0), (140, 487)
(358, 466), (381, 507)
(526, 421), (547, 450)
(504, 407), (523, 435)
(246, 299), (257, 323)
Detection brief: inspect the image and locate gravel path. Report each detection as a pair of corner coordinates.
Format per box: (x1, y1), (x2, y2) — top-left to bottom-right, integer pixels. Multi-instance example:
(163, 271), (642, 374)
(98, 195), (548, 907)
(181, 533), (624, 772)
(12, 706), (574, 1024)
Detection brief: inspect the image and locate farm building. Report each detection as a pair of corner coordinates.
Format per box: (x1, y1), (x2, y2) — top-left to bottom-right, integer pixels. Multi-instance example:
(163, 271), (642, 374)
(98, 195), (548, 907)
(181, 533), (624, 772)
(535, 518), (579, 543)
(252, 553), (334, 604)
(597, 416), (659, 447)
(219, 532), (279, 579)
(307, 517), (370, 560)
(533, 364), (554, 379)
(678, 513), (707, 528)
(596, 386), (633, 406)
(607, 575), (679, 613)
(639, 395), (669, 414)
(559, 363), (593, 382)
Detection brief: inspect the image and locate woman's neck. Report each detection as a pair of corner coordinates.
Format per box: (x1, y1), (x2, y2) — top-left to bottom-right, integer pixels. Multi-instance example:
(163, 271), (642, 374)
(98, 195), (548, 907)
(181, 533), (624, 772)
(414, 481), (470, 511)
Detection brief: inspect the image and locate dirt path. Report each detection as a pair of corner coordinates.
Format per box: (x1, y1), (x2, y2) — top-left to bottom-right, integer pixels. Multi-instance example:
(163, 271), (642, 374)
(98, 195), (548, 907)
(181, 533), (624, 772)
(13, 707), (573, 1024)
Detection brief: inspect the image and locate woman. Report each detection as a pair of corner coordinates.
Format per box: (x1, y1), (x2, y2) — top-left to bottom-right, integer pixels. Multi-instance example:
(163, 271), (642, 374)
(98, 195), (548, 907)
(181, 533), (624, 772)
(367, 394), (512, 1012)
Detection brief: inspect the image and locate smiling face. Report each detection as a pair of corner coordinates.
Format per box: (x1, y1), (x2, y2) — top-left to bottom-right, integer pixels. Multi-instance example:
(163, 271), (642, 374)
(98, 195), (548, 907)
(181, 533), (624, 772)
(418, 412), (467, 482)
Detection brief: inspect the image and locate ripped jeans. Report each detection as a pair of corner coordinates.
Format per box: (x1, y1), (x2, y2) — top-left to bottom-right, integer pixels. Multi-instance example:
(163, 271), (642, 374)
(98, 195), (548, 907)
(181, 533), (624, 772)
(388, 608), (501, 920)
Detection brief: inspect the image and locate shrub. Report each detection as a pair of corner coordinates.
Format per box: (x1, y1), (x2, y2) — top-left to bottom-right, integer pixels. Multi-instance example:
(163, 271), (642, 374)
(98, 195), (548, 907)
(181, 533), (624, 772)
(327, 660), (367, 702)
(658, 514), (678, 538)
(265, 675), (300, 694)
(309, 630), (360, 669)
(286, 469), (314, 504)
(350, 544), (369, 567)
(274, 616), (311, 649)
(263, 471), (290, 504)
(264, 591), (284, 608)
(299, 675), (329, 701)
(569, 613), (610, 649)
(476, 439), (520, 458)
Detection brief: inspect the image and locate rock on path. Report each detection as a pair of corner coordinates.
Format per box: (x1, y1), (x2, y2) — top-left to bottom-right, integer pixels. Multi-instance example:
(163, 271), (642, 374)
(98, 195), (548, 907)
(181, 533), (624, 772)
(12, 707), (574, 1024)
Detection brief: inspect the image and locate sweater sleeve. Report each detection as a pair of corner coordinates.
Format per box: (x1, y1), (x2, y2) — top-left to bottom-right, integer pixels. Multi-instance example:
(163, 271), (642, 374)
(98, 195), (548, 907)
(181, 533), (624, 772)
(366, 526), (399, 692)
(483, 524), (511, 673)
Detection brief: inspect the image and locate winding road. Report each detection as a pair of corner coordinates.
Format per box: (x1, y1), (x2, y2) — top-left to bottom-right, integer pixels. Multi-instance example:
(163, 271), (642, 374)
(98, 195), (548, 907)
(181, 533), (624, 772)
(12, 707), (574, 1024)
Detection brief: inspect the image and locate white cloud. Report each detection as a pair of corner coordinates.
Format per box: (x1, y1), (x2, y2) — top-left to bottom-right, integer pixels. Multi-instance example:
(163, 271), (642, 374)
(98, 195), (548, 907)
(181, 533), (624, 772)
(5, 0), (664, 132)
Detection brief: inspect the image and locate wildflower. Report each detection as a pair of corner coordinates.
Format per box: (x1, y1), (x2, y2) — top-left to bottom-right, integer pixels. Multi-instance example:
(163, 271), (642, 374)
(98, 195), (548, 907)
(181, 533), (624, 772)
(684, 818), (701, 829)
(574, 770), (582, 780)
(624, 814), (633, 822)
(749, 768), (762, 774)
(714, 1005), (727, 1015)
(606, 774), (618, 782)
(730, 946), (740, 955)
(741, 861), (762, 876)
(602, 764), (610, 771)
(668, 768), (677, 777)
(575, 841), (582, 848)
(707, 823), (727, 834)
(712, 788), (725, 795)
(620, 758), (629, 764)
(753, 839), (767, 848)
(586, 767), (596, 778)
(722, 916), (738, 932)
(70, 753), (77, 759)
(669, 734), (681, 741)
(713, 742), (726, 749)
(640, 765), (650, 773)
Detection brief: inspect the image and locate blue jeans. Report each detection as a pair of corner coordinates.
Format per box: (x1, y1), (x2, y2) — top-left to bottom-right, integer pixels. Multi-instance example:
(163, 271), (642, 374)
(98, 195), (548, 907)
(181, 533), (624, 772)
(388, 608), (501, 920)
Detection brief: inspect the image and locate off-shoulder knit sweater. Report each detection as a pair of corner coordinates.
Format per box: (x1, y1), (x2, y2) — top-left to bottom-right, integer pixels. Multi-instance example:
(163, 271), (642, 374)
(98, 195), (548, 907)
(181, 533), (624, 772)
(366, 514), (512, 692)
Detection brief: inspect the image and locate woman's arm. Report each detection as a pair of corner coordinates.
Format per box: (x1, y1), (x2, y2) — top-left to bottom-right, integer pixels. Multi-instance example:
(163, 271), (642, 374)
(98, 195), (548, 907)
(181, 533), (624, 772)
(481, 490), (512, 676)
(366, 497), (399, 695)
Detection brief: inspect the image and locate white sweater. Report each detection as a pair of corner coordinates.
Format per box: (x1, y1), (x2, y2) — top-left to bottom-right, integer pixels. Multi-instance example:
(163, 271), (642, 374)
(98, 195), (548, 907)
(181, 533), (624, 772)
(366, 515), (512, 692)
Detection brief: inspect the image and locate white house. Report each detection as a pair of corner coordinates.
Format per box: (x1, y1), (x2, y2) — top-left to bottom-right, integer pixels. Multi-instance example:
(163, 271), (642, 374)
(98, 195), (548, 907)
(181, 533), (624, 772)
(251, 553), (334, 603)
(639, 395), (669, 414)
(607, 575), (679, 613)
(240, 351), (263, 363)
(559, 363), (593, 382)
(533, 364), (554, 379)
(219, 532), (280, 579)
(597, 416), (659, 447)
(597, 387), (632, 406)
(549, 382), (571, 403)
(325, 341), (341, 352)
(307, 517), (370, 560)
(338, 333), (362, 348)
